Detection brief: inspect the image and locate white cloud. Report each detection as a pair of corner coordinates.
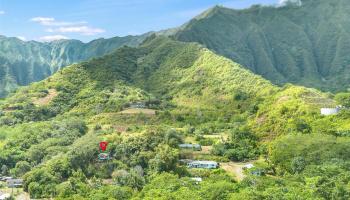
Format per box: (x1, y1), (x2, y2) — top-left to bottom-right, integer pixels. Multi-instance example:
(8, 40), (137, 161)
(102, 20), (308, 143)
(47, 26), (105, 35)
(30, 17), (87, 26)
(31, 16), (105, 36)
(31, 17), (55, 25)
(17, 36), (27, 41)
(39, 35), (69, 42)
(0, 11), (5, 15)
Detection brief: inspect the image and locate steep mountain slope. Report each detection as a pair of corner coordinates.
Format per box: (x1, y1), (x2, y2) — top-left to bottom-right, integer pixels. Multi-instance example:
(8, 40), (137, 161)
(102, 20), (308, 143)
(3, 36), (342, 140)
(174, 0), (350, 92)
(3, 0), (348, 97)
(0, 33), (150, 97)
(0, 36), (276, 126)
(0, 37), (276, 198)
(1, 36), (349, 199)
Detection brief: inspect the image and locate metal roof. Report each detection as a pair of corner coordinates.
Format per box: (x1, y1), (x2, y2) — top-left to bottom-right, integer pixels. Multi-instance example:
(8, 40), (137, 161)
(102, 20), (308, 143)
(244, 164), (254, 169)
(189, 160), (218, 165)
(179, 144), (201, 147)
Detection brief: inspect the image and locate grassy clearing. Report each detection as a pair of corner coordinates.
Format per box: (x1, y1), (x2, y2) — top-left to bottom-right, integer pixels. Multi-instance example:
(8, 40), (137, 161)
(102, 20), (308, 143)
(119, 108), (156, 115)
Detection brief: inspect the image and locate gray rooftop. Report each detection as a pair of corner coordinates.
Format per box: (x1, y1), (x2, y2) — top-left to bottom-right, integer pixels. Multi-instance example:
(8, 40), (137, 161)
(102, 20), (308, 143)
(189, 160), (218, 165)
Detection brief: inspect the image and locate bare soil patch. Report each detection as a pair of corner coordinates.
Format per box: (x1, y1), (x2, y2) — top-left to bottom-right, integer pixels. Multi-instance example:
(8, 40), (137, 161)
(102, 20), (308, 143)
(201, 146), (212, 154)
(112, 125), (129, 132)
(33, 89), (58, 106)
(220, 162), (254, 181)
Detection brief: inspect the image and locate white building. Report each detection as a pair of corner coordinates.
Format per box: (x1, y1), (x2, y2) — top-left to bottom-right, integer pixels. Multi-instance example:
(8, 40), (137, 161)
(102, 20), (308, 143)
(243, 163), (254, 169)
(321, 106), (341, 116)
(187, 161), (219, 169)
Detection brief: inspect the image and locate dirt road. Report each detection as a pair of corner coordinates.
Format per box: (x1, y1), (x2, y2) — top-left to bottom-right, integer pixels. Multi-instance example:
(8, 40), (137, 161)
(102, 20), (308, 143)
(220, 162), (253, 181)
(16, 193), (30, 200)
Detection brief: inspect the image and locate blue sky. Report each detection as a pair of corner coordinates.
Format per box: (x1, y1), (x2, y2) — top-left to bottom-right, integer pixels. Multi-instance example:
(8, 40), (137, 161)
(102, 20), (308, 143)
(0, 0), (280, 42)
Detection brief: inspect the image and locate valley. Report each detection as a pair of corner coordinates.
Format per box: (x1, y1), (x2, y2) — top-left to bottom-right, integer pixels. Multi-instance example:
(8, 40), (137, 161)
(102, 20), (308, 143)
(0, 33), (151, 97)
(0, 35), (349, 199)
(0, 0), (350, 199)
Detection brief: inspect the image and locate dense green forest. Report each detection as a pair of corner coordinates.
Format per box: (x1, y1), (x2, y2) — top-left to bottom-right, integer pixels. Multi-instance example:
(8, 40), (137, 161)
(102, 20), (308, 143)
(0, 33), (150, 97)
(174, 0), (350, 92)
(3, 0), (350, 100)
(0, 35), (349, 199)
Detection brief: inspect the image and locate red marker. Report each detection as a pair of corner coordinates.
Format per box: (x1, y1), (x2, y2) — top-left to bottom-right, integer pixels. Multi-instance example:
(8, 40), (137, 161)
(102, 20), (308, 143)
(99, 141), (108, 151)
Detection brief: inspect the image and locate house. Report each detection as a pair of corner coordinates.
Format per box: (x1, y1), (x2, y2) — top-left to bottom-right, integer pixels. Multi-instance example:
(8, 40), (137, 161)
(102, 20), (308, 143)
(0, 176), (13, 182)
(179, 144), (202, 151)
(0, 176), (13, 181)
(187, 161), (219, 169)
(6, 178), (23, 188)
(179, 159), (193, 165)
(321, 106), (342, 116)
(98, 153), (110, 161)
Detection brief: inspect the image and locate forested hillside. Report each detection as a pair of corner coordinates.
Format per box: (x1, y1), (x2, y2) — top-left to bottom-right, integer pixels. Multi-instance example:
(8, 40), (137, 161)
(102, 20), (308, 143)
(3, 0), (350, 97)
(174, 0), (350, 92)
(0, 33), (150, 97)
(1, 36), (350, 199)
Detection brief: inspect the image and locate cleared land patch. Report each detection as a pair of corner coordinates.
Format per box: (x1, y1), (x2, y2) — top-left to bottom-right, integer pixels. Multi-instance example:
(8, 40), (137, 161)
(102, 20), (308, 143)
(119, 108), (156, 115)
(33, 89), (58, 106)
(220, 162), (254, 181)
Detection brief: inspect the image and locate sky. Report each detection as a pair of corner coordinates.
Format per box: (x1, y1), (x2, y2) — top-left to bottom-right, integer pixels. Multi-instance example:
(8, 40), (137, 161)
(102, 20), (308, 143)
(0, 0), (282, 42)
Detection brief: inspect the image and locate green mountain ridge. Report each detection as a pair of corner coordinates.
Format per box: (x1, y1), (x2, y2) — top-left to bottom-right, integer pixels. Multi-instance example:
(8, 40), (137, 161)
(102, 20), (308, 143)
(0, 33), (151, 97)
(2, 0), (350, 98)
(1, 36), (275, 123)
(173, 0), (350, 92)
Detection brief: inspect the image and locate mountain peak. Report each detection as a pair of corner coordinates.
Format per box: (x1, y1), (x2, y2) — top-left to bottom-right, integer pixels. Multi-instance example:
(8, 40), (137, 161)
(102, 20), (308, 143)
(193, 5), (225, 20)
(174, 0), (350, 92)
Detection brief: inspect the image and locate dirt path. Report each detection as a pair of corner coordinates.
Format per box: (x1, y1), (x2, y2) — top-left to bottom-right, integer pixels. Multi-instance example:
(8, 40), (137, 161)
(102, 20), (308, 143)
(0, 188), (29, 200)
(220, 162), (253, 181)
(16, 193), (30, 200)
(33, 89), (58, 106)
